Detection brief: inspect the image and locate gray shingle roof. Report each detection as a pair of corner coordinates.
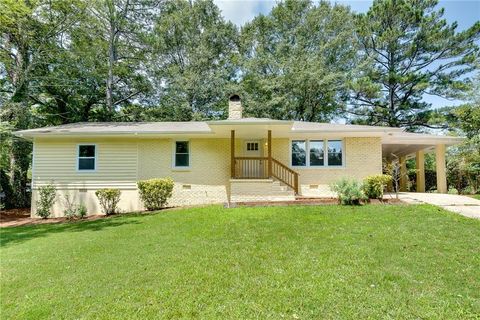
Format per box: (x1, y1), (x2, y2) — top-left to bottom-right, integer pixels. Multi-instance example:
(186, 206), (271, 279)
(15, 121), (212, 135)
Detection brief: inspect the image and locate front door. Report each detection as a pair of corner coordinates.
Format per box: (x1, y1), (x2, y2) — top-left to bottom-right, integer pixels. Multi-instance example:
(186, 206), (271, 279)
(243, 141), (263, 178)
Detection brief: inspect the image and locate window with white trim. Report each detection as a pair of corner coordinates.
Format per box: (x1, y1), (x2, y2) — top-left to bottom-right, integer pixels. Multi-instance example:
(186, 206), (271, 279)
(78, 145), (96, 171)
(246, 142), (259, 151)
(291, 140), (306, 166)
(291, 140), (343, 167)
(309, 140), (324, 166)
(174, 141), (190, 167)
(327, 140), (343, 166)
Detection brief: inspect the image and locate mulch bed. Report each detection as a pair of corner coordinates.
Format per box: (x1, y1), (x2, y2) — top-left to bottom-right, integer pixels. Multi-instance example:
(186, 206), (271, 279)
(0, 208), (108, 228)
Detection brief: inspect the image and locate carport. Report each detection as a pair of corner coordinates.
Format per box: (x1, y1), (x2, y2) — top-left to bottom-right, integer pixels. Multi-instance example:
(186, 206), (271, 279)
(382, 132), (464, 193)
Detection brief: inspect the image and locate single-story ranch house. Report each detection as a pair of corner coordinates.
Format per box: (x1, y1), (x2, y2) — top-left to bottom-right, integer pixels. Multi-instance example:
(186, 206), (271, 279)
(15, 96), (463, 217)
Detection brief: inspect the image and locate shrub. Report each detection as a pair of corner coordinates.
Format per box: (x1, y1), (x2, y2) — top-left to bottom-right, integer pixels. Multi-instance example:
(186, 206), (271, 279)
(363, 174), (392, 199)
(63, 194), (77, 219)
(137, 178), (174, 211)
(77, 204), (87, 218)
(36, 184), (56, 218)
(95, 188), (121, 215)
(331, 178), (367, 205)
(62, 194), (88, 219)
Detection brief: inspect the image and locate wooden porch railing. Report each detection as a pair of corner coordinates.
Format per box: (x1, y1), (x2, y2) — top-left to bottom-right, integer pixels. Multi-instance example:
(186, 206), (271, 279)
(233, 156), (299, 194)
(233, 157), (269, 179)
(271, 158), (299, 194)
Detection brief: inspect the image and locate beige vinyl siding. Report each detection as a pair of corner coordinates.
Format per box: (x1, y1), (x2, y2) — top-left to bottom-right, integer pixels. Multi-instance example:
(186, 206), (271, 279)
(34, 137), (138, 189)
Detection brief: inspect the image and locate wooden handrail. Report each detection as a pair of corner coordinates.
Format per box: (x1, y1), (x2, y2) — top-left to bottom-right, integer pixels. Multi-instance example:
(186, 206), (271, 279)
(232, 156), (299, 194)
(234, 156), (268, 160)
(271, 158), (296, 174)
(271, 158), (299, 194)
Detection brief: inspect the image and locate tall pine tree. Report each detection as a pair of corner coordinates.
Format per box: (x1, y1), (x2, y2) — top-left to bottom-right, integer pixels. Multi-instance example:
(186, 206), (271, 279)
(349, 0), (480, 130)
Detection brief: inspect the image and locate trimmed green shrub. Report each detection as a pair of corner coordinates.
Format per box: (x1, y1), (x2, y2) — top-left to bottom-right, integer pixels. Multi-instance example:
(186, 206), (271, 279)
(95, 188), (121, 215)
(36, 184), (56, 218)
(363, 174), (392, 199)
(137, 178), (174, 211)
(77, 204), (87, 218)
(331, 178), (367, 205)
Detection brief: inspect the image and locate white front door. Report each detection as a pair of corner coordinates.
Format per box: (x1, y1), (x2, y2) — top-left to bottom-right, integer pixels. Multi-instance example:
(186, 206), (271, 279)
(243, 141), (263, 178)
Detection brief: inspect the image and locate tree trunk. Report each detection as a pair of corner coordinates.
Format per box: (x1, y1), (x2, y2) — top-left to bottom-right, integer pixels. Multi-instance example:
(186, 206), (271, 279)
(106, 29), (115, 116)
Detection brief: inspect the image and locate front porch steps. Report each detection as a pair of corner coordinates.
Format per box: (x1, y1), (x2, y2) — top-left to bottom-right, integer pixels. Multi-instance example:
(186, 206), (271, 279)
(229, 178), (295, 203)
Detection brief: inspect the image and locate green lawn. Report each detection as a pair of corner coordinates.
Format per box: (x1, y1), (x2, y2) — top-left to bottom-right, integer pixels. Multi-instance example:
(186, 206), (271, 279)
(469, 194), (480, 200)
(1, 205), (479, 319)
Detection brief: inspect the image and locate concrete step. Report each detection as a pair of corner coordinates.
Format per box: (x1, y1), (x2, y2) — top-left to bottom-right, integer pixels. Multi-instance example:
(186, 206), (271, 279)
(271, 185), (288, 192)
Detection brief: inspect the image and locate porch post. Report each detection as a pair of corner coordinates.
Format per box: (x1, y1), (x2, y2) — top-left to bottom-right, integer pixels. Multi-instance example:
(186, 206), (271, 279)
(231, 130), (235, 178)
(436, 144), (447, 193)
(387, 159), (394, 192)
(399, 156), (407, 192)
(416, 150), (425, 192)
(267, 130), (272, 177)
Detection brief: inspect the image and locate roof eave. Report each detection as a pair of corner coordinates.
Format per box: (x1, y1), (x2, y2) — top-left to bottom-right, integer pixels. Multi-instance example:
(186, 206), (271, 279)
(207, 120), (294, 125)
(13, 131), (214, 139)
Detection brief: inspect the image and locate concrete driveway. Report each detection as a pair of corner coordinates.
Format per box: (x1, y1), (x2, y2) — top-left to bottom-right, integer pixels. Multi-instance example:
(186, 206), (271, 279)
(391, 192), (480, 219)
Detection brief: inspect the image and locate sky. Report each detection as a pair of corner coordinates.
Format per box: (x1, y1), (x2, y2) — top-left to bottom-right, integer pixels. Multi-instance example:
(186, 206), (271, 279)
(213, 0), (480, 109)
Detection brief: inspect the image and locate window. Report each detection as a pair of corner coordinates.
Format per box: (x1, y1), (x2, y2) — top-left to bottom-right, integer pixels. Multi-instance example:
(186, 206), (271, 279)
(246, 142), (259, 151)
(327, 140), (343, 166)
(309, 140), (324, 166)
(291, 140), (343, 167)
(291, 140), (306, 166)
(78, 145), (96, 171)
(175, 141), (189, 167)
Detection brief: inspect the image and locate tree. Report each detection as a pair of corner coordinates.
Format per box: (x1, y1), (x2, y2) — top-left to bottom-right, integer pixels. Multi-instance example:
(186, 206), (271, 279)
(88, 0), (159, 118)
(0, 0), (85, 207)
(445, 72), (480, 194)
(350, 0), (480, 130)
(30, 12), (107, 124)
(240, 0), (357, 121)
(149, 0), (238, 120)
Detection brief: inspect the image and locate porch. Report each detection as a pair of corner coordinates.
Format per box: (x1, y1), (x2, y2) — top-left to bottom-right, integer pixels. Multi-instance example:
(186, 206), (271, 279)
(229, 129), (299, 195)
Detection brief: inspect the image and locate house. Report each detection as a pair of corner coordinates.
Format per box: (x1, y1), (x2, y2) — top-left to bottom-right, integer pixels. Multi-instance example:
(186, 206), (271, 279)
(15, 95), (463, 217)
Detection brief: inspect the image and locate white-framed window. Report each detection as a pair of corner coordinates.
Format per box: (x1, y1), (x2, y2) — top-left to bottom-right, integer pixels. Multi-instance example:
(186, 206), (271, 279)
(246, 142), (259, 151)
(291, 139), (344, 168)
(77, 144), (96, 171)
(309, 140), (324, 166)
(174, 141), (190, 168)
(327, 140), (343, 166)
(291, 140), (306, 166)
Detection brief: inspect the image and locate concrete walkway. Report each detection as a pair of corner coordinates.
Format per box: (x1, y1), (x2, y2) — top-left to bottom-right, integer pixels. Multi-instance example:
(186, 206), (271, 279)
(389, 192), (480, 219)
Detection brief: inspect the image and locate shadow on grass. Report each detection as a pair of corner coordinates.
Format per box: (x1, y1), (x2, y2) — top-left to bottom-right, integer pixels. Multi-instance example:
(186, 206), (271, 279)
(0, 214), (146, 248)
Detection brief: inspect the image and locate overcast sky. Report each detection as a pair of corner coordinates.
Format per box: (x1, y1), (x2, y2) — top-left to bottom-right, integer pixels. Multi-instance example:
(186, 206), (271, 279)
(213, 0), (480, 109)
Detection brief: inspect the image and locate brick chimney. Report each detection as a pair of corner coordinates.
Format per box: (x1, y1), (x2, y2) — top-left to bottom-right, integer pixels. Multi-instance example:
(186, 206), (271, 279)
(228, 94), (242, 120)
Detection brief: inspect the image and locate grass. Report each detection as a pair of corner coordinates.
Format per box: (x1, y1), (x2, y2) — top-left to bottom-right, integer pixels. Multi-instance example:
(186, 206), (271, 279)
(1, 205), (479, 319)
(469, 194), (480, 200)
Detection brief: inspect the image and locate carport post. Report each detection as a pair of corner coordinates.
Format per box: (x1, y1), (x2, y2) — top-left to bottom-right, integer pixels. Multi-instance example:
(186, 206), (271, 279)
(399, 156), (407, 192)
(416, 150), (425, 192)
(435, 144), (447, 193)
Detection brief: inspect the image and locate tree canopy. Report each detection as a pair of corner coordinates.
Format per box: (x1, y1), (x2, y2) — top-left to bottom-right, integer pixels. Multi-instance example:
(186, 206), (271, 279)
(349, 0), (479, 130)
(240, 0), (357, 122)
